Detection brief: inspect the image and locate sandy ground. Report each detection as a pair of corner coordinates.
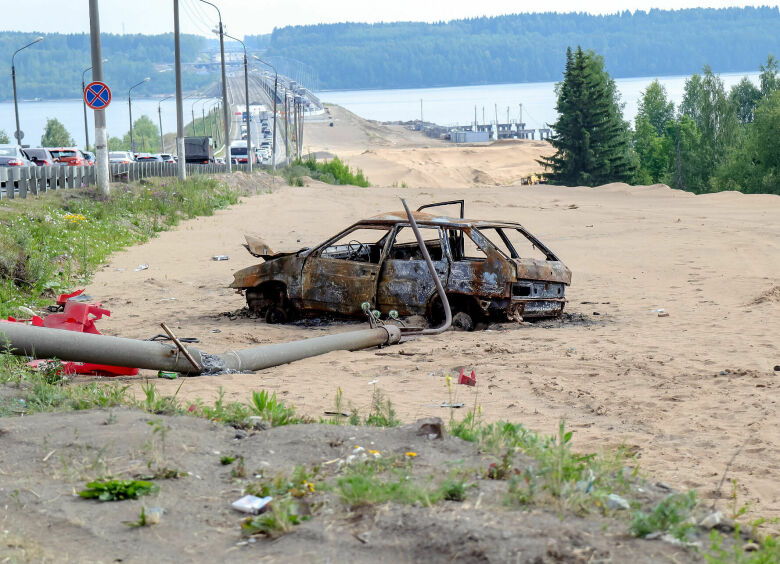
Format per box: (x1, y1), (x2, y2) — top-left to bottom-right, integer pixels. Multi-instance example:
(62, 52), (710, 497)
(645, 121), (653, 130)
(306, 105), (552, 187)
(73, 107), (780, 525)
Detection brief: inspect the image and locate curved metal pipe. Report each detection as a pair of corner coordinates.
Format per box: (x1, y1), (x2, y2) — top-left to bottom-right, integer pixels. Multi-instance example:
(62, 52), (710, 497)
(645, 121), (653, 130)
(400, 198), (452, 334)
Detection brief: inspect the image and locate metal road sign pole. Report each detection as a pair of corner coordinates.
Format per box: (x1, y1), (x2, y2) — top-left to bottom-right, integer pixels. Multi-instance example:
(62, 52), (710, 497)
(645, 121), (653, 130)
(88, 0), (109, 195)
(174, 0), (186, 180)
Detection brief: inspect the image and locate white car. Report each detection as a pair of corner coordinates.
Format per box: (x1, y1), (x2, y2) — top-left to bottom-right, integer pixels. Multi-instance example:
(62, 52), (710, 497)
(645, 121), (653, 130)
(109, 151), (135, 164)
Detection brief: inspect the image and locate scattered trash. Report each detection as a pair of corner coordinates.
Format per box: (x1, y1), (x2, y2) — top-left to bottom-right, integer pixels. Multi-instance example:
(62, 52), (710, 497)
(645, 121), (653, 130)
(157, 371), (178, 380)
(210, 329), (221, 333)
(457, 368), (477, 386)
(145, 507), (164, 525)
(425, 402), (464, 408)
(160, 297), (177, 302)
(651, 308), (665, 313)
(605, 493), (630, 510)
(134, 264), (149, 271)
(658, 312), (670, 318)
(212, 255), (230, 261)
(2, 290), (139, 377)
(367, 379), (378, 385)
(699, 510), (734, 532)
(231, 495), (272, 515)
(324, 411), (350, 417)
(774, 365), (779, 371)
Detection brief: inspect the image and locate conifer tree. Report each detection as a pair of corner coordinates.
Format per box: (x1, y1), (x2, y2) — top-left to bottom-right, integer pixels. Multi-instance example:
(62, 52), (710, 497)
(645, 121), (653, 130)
(539, 47), (636, 186)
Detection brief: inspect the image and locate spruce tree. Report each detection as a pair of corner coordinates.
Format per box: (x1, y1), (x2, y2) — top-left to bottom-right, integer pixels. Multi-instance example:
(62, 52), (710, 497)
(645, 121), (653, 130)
(539, 47), (636, 186)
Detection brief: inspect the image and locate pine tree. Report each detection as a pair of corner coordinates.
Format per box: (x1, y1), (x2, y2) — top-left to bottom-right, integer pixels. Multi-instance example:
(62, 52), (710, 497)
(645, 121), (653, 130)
(539, 47), (636, 186)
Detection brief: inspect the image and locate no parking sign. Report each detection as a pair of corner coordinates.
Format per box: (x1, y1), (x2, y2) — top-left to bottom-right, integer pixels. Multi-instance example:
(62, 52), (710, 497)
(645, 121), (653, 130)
(84, 81), (111, 110)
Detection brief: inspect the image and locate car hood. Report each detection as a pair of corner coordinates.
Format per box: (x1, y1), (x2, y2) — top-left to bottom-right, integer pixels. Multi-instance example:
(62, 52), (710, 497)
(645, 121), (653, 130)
(512, 258), (572, 285)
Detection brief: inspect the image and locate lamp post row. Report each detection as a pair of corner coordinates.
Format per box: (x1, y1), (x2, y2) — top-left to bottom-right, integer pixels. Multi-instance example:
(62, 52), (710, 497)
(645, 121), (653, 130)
(14, 0), (287, 177)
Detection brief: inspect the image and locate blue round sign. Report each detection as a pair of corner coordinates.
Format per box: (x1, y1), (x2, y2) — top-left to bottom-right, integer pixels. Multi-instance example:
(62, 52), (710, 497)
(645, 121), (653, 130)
(84, 81), (111, 110)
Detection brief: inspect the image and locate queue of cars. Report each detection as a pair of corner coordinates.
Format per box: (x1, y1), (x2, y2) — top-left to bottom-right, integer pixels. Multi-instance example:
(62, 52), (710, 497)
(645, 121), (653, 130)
(0, 145), (184, 169)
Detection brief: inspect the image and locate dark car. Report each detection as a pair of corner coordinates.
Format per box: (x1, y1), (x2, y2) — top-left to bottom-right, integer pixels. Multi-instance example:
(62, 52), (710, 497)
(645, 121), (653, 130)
(0, 145), (35, 167)
(231, 201), (572, 328)
(21, 147), (55, 166)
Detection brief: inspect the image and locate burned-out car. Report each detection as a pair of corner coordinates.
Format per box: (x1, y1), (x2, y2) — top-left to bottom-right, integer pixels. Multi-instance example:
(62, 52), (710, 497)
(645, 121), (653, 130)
(231, 201), (571, 328)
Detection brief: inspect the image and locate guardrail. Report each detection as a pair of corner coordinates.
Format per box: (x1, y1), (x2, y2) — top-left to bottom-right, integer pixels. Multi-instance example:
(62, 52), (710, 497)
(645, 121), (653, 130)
(0, 162), (255, 200)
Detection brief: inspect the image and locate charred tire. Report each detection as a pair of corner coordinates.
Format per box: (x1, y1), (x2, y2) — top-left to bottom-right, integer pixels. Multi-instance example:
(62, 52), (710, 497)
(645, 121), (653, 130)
(451, 311), (474, 331)
(265, 305), (288, 324)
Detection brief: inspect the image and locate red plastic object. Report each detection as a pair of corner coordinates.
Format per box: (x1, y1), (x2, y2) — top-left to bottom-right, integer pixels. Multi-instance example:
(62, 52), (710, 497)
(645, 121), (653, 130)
(457, 368), (477, 387)
(3, 290), (139, 377)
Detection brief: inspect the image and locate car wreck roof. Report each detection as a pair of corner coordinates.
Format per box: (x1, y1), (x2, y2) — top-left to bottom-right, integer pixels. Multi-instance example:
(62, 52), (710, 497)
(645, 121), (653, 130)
(362, 210), (523, 229)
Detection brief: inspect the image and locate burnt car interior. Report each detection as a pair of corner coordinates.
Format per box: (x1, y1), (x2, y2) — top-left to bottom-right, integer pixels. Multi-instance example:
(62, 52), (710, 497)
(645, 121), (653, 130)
(320, 227), (390, 263)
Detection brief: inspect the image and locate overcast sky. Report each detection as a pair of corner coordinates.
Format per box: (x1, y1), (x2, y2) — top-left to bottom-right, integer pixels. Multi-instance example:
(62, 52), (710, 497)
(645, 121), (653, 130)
(1, 0), (778, 38)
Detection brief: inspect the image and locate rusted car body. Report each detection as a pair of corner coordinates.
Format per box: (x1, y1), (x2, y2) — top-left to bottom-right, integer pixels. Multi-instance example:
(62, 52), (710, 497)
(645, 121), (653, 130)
(231, 202), (571, 326)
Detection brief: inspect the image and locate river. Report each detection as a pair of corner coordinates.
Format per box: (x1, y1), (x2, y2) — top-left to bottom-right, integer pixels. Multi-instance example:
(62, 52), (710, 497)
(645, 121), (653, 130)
(0, 71), (760, 148)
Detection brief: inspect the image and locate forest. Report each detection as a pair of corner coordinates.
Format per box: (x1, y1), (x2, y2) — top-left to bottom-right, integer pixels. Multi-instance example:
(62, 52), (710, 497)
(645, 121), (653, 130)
(0, 32), (216, 102)
(539, 48), (780, 195)
(247, 7), (780, 90)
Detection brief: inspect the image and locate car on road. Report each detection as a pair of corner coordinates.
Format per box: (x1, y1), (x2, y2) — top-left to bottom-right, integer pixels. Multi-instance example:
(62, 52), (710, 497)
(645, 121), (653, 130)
(83, 151), (96, 165)
(135, 154), (164, 162)
(109, 151), (135, 164)
(159, 153), (176, 163)
(231, 201), (572, 327)
(49, 147), (87, 166)
(21, 147), (55, 166)
(0, 145), (35, 167)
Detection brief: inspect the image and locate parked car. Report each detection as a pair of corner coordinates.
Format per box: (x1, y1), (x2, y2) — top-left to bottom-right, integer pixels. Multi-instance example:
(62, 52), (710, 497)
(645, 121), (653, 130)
(215, 157), (225, 165)
(231, 201), (572, 327)
(0, 145), (35, 167)
(83, 151), (96, 165)
(21, 147), (55, 166)
(49, 147), (87, 166)
(109, 151), (135, 164)
(135, 153), (163, 162)
(159, 153), (176, 163)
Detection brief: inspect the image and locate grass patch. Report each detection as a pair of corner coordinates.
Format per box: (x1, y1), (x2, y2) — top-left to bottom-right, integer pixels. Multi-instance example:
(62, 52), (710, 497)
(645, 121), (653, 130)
(79, 479), (158, 501)
(282, 156), (369, 187)
(629, 491), (698, 540)
(0, 176), (241, 317)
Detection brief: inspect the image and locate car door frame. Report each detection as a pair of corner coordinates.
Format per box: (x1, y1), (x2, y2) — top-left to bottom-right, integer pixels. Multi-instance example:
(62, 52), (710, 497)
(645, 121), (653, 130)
(300, 223), (394, 316)
(376, 223), (451, 316)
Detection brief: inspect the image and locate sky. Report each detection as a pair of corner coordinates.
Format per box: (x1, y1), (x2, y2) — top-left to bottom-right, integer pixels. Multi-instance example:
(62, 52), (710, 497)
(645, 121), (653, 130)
(0, 0), (778, 38)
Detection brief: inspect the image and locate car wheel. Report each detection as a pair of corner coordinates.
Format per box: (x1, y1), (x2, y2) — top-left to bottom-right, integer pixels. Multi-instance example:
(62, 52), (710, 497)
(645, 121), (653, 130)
(451, 311), (474, 331)
(265, 305), (288, 324)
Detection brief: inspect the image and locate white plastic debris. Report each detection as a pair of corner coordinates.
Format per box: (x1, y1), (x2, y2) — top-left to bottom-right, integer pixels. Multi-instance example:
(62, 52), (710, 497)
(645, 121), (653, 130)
(134, 264), (149, 271)
(231, 495), (273, 514)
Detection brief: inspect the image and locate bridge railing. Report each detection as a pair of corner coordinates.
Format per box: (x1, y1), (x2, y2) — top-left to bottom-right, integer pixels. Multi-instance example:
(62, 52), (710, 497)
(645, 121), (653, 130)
(0, 162), (254, 200)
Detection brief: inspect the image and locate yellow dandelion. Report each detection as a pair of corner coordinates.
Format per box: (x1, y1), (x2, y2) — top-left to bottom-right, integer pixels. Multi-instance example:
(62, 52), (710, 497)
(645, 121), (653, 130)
(64, 213), (87, 224)
(368, 449), (380, 455)
(303, 481), (315, 493)
(405, 451), (418, 458)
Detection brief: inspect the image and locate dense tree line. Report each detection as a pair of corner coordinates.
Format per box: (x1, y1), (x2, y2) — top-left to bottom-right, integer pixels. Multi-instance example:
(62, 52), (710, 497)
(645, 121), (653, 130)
(247, 7), (780, 90)
(0, 32), (215, 101)
(541, 48), (780, 195)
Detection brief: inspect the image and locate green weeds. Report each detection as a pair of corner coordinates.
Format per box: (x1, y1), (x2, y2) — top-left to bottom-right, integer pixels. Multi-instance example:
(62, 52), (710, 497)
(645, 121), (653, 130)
(79, 479), (158, 501)
(282, 156), (369, 187)
(0, 176), (241, 317)
(629, 491), (698, 540)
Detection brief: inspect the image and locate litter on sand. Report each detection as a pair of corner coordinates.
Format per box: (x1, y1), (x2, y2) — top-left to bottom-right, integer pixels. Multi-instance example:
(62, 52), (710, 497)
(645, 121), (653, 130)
(134, 264), (149, 271)
(212, 255), (230, 261)
(231, 495), (272, 514)
(425, 402), (465, 408)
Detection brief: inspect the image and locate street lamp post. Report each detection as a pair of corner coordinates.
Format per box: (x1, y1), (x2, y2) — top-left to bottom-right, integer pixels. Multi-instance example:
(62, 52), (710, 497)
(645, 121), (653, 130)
(82, 58), (107, 151)
(253, 56), (278, 172)
(158, 95), (173, 152)
(224, 32), (251, 172)
(198, 0), (231, 172)
(11, 36), (44, 145)
(128, 77), (150, 154)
